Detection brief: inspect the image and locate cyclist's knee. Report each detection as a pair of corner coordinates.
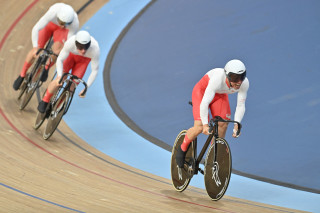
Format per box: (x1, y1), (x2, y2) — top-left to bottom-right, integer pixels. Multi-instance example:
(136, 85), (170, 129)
(30, 47), (38, 58)
(194, 125), (203, 135)
(51, 78), (60, 87)
(52, 41), (63, 54)
(218, 122), (228, 131)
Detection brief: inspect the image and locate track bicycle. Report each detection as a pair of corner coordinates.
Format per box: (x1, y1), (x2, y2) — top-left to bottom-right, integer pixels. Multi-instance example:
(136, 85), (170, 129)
(171, 116), (241, 201)
(34, 73), (87, 140)
(18, 37), (57, 110)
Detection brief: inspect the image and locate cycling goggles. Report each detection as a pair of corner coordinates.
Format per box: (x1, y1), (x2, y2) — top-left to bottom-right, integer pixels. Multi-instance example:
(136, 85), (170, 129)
(57, 18), (72, 26)
(75, 40), (91, 51)
(227, 71), (246, 82)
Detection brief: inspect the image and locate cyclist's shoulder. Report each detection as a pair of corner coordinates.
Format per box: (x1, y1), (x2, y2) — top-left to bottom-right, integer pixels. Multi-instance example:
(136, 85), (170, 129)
(88, 37), (100, 55)
(48, 3), (63, 11)
(64, 35), (76, 46)
(91, 36), (99, 48)
(207, 67), (224, 73)
(243, 77), (249, 85)
(51, 2), (69, 8)
(240, 78), (249, 91)
(206, 68), (225, 80)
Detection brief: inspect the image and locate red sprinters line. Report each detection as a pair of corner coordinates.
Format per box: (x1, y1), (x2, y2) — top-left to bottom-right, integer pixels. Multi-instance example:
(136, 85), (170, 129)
(0, 2), (236, 212)
(0, 0), (39, 50)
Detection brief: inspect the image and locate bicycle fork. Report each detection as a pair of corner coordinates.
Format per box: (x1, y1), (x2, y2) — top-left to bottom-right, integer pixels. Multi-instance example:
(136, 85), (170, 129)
(211, 124), (222, 186)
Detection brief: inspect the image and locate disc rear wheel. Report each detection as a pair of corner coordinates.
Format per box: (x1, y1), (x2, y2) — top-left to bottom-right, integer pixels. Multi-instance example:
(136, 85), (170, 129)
(17, 79), (28, 100)
(171, 130), (196, 192)
(19, 60), (43, 110)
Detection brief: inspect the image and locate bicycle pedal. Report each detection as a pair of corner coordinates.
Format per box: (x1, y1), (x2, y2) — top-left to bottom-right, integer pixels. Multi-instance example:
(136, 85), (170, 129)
(183, 161), (195, 177)
(187, 166), (194, 175)
(45, 109), (51, 118)
(45, 113), (50, 119)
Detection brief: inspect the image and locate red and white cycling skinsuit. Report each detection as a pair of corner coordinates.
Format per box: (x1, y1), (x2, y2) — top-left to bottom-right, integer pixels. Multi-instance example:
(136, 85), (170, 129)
(192, 68), (249, 125)
(31, 3), (79, 48)
(55, 35), (100, 88)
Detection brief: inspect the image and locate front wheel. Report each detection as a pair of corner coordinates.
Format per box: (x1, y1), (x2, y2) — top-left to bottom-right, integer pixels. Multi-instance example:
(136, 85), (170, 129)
(204, 138), (232, 201)
(43, 91), (70, 140)
(171, 130), (196, 192)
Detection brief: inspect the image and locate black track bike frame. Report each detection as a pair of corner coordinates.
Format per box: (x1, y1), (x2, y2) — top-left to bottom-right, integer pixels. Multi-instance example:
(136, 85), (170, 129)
(54, 73), (88, 115)
(191, 116), (241, 175)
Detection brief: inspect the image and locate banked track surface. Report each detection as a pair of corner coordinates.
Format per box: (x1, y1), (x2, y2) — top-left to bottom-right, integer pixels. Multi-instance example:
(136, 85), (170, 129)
(0, 0), (306, 212)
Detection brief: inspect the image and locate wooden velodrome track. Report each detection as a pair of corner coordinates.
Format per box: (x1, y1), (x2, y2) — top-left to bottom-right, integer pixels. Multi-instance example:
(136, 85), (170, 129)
(0, 1), (306, 212)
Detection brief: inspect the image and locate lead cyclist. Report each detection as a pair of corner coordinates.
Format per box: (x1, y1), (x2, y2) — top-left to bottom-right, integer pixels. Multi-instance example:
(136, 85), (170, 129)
(176, 59), (249, 168)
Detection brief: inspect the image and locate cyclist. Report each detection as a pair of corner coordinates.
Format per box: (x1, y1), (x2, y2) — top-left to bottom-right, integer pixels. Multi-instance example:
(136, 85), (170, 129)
(13, 3), (79, 90)
(176, 59), (249, 168)
(37, 30), (100, 113)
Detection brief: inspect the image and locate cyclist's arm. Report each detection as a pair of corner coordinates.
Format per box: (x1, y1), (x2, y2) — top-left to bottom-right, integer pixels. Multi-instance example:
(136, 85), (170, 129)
(200, 79), (218, 125)
(234, 78), (249, 123)
(55, 39), (72, 77)
(86, 40), (100, 88)
(31, 5), (56, 48)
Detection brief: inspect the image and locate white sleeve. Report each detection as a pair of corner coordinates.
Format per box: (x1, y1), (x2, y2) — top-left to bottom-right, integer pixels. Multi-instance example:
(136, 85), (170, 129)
(234, 79), (249, 123)
(31, 5), (56, 47)
(86, 45), (100, 88)
(55, 41), (72, 76)
(200, 79), (218, 125)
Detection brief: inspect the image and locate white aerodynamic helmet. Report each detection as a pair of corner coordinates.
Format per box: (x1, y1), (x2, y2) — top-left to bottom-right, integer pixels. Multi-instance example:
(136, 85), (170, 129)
(57, 4), (74, 25)
(224, 59), (246, 82)
(75, 31), (91, 50)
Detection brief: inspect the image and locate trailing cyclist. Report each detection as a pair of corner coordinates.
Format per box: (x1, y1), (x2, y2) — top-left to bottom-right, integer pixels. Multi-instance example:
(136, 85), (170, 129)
(37, 30), (100, 113)
(176, 59), (249, 168)
(13, 3), (79, 90)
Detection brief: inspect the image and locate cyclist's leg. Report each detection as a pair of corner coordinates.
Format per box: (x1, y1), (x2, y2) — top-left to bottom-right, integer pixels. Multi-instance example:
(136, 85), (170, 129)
(23, 24), (54, 76)
(13, 47), (38, 90)
(44, 28), (68, 70)
(40, 52), (81, 103)
(69, 55), (91, 92)
(38, 53), (72, 113)
(41, 28), (68, 82)
(14, 24), (52, 90)
(176, 120), (202, 168)
(44, 51), (75, 98)
(20, 48), (38, 76)
(210, 94), (231, 138)
(186, 81), (209, 141)
(71, 54), (91, 77)
(183, 121), (202, 150)
(176, 83), (204, 167)
(37, 78), (59, 113)
(43, 41), (61, 69)
(180, 81), (206, 151)
(51, 28), (68, 55)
